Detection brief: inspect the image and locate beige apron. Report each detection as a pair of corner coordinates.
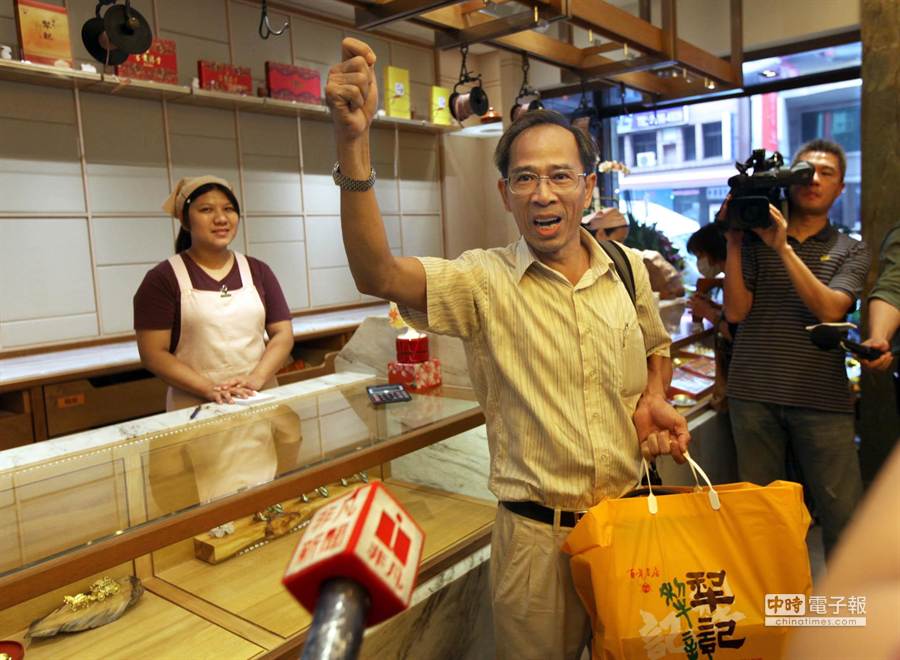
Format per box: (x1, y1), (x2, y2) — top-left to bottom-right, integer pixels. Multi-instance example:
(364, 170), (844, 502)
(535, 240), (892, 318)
(167, 251), (279, 502)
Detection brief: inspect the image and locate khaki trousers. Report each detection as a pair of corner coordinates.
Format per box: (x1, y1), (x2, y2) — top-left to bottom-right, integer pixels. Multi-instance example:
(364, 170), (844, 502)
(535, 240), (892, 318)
(490, 504), (593, 660)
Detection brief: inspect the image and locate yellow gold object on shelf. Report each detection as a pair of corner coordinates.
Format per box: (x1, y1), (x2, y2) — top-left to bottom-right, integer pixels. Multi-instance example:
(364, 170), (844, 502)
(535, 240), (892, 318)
(28, 576), (144, 639)
(63, 576), (120, 611)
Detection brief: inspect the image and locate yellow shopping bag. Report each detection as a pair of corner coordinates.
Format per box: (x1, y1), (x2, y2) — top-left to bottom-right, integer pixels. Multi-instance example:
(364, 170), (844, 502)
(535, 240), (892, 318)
(562, 453), (812, 660)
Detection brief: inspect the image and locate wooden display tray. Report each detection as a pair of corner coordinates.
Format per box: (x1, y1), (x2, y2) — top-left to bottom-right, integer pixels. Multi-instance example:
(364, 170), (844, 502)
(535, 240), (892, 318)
(150, 480), (495, 646)
(0, 481), (494, 659)
(0, 564), (265, 659)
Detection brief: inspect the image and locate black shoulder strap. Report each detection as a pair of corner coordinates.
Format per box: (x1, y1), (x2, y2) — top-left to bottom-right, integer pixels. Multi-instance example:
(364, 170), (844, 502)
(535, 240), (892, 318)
(597, 240), (636, 308)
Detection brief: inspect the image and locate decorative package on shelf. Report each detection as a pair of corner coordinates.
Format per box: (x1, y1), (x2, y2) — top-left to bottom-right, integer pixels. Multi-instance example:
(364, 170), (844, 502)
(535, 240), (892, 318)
(115, 38), (177, 84)
(385, 65), (410, 119)
(265, 61), (322, 103)
(396, 334), (429, 363)
(197, 59), (252, 94)
(14, 0), (72, 66)
(388, 358), (442, 392)
(431, 85), (451, 125)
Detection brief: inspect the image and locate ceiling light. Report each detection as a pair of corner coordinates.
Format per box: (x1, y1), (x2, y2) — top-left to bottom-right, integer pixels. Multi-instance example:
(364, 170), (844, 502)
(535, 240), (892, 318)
(704, 78), (717, 90)
(760, 69), (778, 78)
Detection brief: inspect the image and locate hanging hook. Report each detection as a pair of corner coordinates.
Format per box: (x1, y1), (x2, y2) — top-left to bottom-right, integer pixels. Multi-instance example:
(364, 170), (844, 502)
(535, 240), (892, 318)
(259, 0), (289, 39)
(454, 44), (481, 93)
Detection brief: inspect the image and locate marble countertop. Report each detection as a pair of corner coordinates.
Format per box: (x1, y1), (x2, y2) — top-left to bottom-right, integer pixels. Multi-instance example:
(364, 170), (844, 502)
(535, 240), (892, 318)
(0, 370), (376, 472)
(0, 304), (389, 392)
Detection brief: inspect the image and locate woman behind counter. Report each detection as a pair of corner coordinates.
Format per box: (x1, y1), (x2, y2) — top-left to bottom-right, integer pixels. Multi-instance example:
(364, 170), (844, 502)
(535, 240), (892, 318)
(134, 175), (294, 411)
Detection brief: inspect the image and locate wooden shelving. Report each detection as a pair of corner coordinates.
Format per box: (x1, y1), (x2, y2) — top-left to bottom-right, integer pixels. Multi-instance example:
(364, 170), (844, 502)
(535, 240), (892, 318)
(0, 59), (455, 134)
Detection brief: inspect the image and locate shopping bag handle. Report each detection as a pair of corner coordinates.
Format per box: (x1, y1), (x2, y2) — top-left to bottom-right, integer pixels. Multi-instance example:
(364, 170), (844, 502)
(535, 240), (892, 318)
(641, 451), (720, 515)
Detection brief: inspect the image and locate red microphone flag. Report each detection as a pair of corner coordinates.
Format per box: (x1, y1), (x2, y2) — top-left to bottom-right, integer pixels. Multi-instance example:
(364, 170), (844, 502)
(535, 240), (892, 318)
(282, 481), (425, 626)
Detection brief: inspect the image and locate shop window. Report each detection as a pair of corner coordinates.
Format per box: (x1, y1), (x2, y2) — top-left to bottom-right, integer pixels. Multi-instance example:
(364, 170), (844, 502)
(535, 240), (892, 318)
(632, 131), (657, 167)
(702, 122), (722, 158)
(800, 106), (860, 153)
(682, 125), (696, 161)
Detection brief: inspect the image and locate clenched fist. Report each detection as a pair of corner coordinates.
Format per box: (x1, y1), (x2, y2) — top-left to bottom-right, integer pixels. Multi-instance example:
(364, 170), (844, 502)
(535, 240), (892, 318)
(326, 37), (378, 143)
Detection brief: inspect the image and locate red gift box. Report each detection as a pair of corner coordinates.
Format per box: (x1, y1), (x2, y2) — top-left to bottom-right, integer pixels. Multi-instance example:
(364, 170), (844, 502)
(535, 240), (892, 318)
(396, 335), (429, 363)
(116, 38), (177, 84)
(265, 61), (322, 104)
(388, 359), (441, 391)
(198, 59), (252, 95)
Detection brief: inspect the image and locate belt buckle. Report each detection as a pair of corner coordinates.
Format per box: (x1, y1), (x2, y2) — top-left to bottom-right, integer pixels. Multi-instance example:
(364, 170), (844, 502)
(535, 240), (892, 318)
(573, 510), (587, 524)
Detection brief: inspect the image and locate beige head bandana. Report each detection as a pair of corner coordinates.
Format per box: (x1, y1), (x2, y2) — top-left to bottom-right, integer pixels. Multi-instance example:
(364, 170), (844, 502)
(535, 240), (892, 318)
(586, 206), (629, 231)
(162, 175), (234, 221)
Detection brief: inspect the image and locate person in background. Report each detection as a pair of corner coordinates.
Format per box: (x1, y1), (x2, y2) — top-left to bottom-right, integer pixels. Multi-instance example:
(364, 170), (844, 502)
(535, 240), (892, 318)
(134, 175), (294, 411)
(326, 38), (689, 660)
(687, 222), (733, 411)
(721, 139), (870, 558)
(585, 206), (630, 243)
(686, 222), (729, 335)
(861, 220), (900, 380)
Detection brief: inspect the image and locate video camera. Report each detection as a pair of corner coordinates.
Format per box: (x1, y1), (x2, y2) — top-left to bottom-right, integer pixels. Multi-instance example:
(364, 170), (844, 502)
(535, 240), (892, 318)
(722, 150), (814, 231)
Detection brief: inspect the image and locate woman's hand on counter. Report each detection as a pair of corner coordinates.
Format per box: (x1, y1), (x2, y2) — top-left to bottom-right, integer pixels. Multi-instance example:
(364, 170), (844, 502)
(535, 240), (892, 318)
(208, 378), (258, 403)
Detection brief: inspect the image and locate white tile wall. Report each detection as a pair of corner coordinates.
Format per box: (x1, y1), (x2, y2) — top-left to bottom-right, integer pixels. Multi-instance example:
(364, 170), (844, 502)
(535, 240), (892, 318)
(239, 113), (299, 158)
(291, 20), (342, 66)
(306, 216), (348, 269)
(244, 216), (304, 244)
(96, 264), (152, 334)
(309, 267), (361, 307)
(80, 93), (169, 214)
(0, 219), (96, 321)
(86, 164), (172, 216)
(92, 217), (173, 266)
(242, 156), (303, 214)
(0, 314), (99, 348)
(401, 215), (444, 258)
(246, 240), (309, 310)
(0, 114), (84, 213)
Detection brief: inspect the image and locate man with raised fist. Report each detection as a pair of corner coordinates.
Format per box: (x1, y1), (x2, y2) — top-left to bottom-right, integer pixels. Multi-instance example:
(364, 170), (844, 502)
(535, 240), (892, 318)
(326, 38), (688, 660)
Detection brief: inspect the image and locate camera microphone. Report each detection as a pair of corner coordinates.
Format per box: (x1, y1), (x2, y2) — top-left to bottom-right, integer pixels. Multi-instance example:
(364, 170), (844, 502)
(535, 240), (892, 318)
(283, 481), (424, 660)
(807, 323), (891, 361)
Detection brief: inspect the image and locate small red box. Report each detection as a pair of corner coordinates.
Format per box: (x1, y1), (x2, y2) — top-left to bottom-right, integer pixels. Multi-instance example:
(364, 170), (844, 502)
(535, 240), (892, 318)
(265, 61), (322, 104)
(116, 38), (177, 84)
(396, 336), (429, 363)
(198, 59), (252, 95)
(388, 359), (441, 391)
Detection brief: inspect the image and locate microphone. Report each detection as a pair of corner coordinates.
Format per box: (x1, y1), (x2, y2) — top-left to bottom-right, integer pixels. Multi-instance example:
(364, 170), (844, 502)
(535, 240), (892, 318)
(283, 481), (424, 660)
(807, 323), (888, 361)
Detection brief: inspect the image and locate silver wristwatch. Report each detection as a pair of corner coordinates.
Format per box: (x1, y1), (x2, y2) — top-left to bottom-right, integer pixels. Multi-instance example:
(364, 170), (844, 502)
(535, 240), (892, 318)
(332, 161), (376, 192)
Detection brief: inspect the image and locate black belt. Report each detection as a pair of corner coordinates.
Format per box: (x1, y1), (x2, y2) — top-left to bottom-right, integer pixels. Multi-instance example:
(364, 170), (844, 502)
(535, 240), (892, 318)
(501, 501), (586, 527)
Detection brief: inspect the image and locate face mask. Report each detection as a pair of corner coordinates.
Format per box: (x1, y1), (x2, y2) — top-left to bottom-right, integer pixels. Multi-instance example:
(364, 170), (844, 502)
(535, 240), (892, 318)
(696, 256), (720, 278)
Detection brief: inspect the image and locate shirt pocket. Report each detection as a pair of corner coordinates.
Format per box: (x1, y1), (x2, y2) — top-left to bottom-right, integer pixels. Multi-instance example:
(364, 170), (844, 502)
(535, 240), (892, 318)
(621, 319), (648, 397)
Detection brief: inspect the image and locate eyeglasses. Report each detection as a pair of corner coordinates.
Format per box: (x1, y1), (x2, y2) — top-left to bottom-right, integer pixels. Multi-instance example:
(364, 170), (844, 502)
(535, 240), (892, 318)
(505, 169), (588, 195)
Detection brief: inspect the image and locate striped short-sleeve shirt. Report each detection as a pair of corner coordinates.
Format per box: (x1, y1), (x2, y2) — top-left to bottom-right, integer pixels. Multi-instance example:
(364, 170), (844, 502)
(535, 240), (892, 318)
(727, 223), (870, 412)
(399, 229), (671, 509)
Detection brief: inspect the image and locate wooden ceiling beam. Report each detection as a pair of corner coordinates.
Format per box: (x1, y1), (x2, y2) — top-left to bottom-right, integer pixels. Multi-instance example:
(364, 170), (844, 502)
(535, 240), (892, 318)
(355, 0), (464, 31)
(434, 3), (566, 50)
(544, 0), (741, 86)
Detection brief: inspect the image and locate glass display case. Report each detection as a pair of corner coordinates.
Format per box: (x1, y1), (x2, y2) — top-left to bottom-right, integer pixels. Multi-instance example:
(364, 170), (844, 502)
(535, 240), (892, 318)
(0, 373), (491, 659)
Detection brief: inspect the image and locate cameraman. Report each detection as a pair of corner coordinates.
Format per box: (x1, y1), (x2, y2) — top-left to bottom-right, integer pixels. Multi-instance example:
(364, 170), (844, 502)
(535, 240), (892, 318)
(721, 139), (870, 558)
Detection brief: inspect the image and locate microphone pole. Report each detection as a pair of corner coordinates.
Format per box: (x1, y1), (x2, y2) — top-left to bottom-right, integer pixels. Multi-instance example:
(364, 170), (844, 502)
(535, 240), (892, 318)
(301, 579), (370, 660)
(283, 481), (425, 660)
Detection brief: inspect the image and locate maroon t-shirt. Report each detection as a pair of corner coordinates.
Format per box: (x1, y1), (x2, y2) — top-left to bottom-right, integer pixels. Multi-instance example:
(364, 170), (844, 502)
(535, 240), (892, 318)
(133, 253), (291, 353)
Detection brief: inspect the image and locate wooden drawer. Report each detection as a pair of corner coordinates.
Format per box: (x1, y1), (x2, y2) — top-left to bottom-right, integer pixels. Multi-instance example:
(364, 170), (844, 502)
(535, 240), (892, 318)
(0, 391), (33, 449)
(44, 370), (167, 437)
